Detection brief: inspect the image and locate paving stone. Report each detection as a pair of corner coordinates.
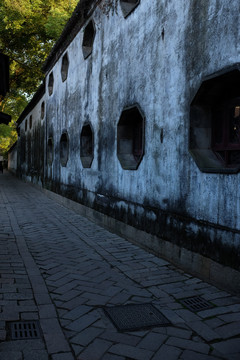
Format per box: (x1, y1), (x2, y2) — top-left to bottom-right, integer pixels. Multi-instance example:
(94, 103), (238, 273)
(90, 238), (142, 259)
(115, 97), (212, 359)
(40, 318), (71, 354)
(159, 309), (185, 324)
(218, 312), (240, 322)
(198, 305), (240, 319)
(166, 326), (192, 339)
(108, 343), (154, 360)
(57, 289), (81, 302)
(151, 344), (182, 360)
(62, 305), (91, 320)
(20, 312), (39, 320)
(180, 350), (219, 360)
(175, 309), (202, 322)
(215, 321), (240, 339)
(23, 350), (49, 360)
(78, 339), (113, 360)
(39, 304), (57, 319)
(71, 327), (104, 346)
(204, 318), (224, 329)
(72, 344), (84, 357)
(138, 332), (167, 351)
(212, 338), (240, 355)
(82, 293), (110, 306)
(101, 354), (125, 360)
(166, 337), (209, 354)
(66, 312), (100, 332)
(0, 339), (46, 352)
(187, 321), (220, 341)
(53, 281), (79, 295)
(51, 352), (75, 360)
(0, 351), (23, 360)
(99, 330), (141, 346)
(1, 174), (240, 360)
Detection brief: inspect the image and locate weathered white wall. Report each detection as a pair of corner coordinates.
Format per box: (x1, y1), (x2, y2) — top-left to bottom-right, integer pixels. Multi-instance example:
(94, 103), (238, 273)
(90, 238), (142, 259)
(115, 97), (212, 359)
(18, 93), (46, 185)
(8, 144), (17, 174)
(21, 0), (240, 272)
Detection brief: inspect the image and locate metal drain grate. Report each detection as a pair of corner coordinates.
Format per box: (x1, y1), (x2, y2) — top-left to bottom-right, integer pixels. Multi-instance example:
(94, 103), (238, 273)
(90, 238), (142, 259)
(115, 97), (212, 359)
(8, 321), (42, 340)
(179, 296), (214, 312)
(103, 303), (171, 332)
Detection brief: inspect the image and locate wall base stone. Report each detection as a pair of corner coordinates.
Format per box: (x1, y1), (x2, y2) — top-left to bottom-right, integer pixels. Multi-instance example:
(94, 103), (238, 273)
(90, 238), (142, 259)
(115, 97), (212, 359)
(41, 186), (240, 296)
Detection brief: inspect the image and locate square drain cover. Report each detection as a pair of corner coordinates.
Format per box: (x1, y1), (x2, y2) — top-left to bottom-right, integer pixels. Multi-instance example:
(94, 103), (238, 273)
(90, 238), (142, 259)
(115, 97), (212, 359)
(8, 321), (42, 340)
(104, 303), (171, 332)
(179, 296), (214, 312)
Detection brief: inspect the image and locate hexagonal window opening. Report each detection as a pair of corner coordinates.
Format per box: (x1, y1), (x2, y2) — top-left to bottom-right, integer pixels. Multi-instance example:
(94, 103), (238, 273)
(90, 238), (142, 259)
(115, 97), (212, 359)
(41, 101), (45, 119)
(80, 123), (94, 168)
(25, 118), (28, 132)
(60, 132), (69, 167)
(120, 0), (140, 18)
(117, 105), (144, 170)
(82, 20), (95, 60)
(48, 72), (54, 96)
(61, 53), (69, 82)
(47, 137), (54, 165)
(190, 65), (240, 173)
(29, 115), (32, 130)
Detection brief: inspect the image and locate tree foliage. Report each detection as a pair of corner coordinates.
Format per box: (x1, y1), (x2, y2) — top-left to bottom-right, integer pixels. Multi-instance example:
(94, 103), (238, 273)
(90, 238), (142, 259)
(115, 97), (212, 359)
(0, 0), (78, 155)
(0, 121), (18, 157)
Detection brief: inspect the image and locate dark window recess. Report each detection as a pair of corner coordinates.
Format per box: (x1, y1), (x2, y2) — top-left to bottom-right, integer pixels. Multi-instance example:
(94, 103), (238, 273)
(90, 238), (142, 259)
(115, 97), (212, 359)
(29, 115), (32, 129)
(20, 132), (26, 163)
(212, 98), (240, 166)
(47, 138), (53, 165)
(190, 66), (240, 173)
(82, 20), (95, 60)
(120, 0), (140, 18)
(48, 72), (54, 95)
(60, 132), (69, 167)
(61, 53), (69, 82)
(41, 101), (45, 119)
(80, 124), (94, 168)
(25, 119), (28, 132)
(117, 104), (144, 170)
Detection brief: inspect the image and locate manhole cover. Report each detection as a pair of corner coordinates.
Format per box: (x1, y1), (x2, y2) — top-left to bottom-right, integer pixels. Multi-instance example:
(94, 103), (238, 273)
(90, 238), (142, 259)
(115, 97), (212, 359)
(179, 296), (214, 312)
(7, 321), (42, 340)
(103, 303), (171, 332)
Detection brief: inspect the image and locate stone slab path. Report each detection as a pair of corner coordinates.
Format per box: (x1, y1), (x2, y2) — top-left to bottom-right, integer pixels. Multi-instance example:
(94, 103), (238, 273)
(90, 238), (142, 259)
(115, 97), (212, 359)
(0, 172), (240, 360)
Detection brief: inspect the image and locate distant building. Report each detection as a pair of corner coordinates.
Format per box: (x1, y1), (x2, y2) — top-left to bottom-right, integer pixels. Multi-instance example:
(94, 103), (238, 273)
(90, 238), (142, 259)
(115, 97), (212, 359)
(10, 0), (240, 292)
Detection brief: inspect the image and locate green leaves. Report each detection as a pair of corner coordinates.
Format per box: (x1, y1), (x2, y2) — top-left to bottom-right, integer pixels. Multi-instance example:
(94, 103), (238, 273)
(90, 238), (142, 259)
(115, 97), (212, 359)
(0, 0), (78, 155)
(0, 120), (18, 156)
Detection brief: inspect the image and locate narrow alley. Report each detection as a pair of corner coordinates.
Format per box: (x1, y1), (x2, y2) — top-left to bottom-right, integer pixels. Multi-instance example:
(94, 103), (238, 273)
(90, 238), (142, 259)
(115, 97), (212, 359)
(0, 172), (240, 360)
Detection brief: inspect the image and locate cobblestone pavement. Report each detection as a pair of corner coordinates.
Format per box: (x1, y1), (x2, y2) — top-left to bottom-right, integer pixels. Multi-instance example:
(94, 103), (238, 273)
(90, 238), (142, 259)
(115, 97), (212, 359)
(0, 172), (240, 360)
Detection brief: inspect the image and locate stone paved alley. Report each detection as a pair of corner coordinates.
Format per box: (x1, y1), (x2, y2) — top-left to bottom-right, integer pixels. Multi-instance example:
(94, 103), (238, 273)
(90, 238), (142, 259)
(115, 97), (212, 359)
(0, 172), (240, 360)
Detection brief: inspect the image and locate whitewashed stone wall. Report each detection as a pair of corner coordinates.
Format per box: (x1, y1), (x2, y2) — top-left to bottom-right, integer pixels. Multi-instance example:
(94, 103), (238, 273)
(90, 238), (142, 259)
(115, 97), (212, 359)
(17, 0), (240, 282)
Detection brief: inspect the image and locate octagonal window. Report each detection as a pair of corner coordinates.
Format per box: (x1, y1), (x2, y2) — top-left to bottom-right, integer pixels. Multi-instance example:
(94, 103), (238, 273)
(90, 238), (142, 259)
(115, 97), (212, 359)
(48, 72), (54, 96)
(80, 123), (94, 168)
(190, 65), (240, 173)
(60, 131), (69, 167)
(41, 101), (45, 119)
(117, 104), (144, 170)
(61, 53), (69, 82)
(47, 137), (54, 165)
(82, 20), (95, 60)
(120, 0), (140, 18)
